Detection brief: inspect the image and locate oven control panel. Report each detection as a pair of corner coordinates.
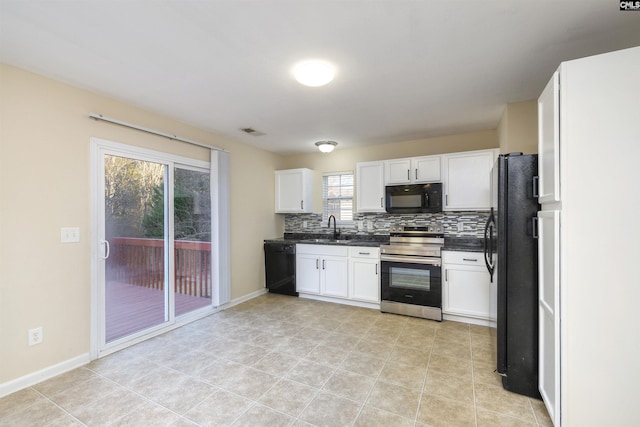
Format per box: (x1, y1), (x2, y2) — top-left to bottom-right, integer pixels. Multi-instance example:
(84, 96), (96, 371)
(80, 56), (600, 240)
(390, 224), (444, 234)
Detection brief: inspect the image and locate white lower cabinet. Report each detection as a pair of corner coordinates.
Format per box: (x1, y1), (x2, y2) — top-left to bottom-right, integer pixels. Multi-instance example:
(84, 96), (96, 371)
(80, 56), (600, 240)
(537, 210), (560, 424)
(296, 244), (380, 306)
(443, 251), (495, 324)
(296, 244), (348, 297)
(321, 256), (349, 298)
(295, 253), (322, 294)
(349, 247), (380, 303)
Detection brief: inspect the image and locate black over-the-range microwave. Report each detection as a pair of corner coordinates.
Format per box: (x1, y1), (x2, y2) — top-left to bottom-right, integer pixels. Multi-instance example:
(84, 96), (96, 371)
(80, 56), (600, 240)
(385, 183), (443, 214)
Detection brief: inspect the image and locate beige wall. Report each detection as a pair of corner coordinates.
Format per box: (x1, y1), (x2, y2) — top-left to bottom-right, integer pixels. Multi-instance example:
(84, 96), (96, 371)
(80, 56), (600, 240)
(497, 100), (538, 154)
(281, 129), (499, 212)
(0, 64), (283, 385)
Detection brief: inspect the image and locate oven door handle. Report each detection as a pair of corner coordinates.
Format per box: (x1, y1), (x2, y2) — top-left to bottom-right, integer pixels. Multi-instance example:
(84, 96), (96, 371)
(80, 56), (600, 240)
(380, 254), (441, 266)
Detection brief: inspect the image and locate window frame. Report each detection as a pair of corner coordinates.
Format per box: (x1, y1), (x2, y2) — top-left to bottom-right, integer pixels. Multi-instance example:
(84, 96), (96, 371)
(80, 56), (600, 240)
(322, 171), (354, 224)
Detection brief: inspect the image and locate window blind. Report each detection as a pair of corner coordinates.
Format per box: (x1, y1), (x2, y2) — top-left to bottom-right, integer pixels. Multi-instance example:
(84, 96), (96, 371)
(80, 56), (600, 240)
(322, 172), (354, 221)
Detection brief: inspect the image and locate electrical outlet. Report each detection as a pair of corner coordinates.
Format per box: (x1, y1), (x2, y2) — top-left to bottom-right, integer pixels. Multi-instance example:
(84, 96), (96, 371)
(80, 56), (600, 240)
(367, 221), (374, 230)
(357, 220), (364, 231)
(28, 327), (43, 346)
(303, 221), (307, 228)
(457, 222), (464, 232)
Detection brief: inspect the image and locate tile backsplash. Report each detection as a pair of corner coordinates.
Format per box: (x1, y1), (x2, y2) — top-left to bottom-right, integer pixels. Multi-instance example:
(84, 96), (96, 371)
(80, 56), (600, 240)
(285, 211), (489, 238)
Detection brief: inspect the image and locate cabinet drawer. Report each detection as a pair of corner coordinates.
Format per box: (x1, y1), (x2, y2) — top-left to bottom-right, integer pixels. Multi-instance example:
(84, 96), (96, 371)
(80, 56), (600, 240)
(349, 247), (380, 259)
(442, 251), (484, 266)
(296, 244), (349, 257)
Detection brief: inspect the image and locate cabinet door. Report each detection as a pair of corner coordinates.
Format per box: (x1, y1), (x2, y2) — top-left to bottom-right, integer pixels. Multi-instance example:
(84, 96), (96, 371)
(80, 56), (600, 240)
(321, 256), (349, 298)
(443, 150), (497, 211)
(414, 156), (441, 183)
(350, 258), (380, 302)
(356, 161), (385, 212)
(275, 169), (313, 213)
(296, 253), (321, 294)
(538, 210), (560, 425)
(443, 265), (492, 319)
(385, 158), (412, 184)
(538, 71), (560, 204)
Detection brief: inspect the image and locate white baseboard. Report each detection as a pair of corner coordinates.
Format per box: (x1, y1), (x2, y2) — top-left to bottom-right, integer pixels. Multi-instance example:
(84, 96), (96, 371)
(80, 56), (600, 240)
(443, 313), (497, 328)
(0, 353), (90, 399)
(220, 288), (268, 309)
(298, 293), (380, 310)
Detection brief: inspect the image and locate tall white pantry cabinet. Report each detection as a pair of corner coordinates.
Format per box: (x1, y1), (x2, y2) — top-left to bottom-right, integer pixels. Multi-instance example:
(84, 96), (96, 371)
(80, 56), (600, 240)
(537, 47), (640, 427)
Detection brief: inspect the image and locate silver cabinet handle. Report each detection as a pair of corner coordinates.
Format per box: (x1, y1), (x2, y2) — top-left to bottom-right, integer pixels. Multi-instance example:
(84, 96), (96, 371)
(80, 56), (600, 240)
(380, 197), (383, 208)
(407, 169), (410, 180)
(445, 194), (448, 206)
(322, 259), (326, 270)
(316, 259), (319, 269)
(445, 269), (448, 282)
(301, 200), (304, 210)
(463, 258), (478, 262)
(375, 263), (378, 275)
(359, 252), (370, 255)
(415, 169), (418, 180)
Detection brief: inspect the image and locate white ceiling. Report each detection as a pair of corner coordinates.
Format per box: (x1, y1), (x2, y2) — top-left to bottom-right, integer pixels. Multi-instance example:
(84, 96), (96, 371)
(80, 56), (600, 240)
(1, 1), (639, 154)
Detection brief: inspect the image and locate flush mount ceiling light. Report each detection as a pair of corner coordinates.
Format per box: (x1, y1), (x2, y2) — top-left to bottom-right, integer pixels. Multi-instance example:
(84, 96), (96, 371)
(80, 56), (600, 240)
(293, 60), (336, 87)
(315, 140), (338, 153)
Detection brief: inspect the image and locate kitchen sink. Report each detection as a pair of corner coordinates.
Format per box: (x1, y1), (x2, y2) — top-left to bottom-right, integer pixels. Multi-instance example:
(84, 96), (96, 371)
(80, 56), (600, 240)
(301, 238), (352, 244)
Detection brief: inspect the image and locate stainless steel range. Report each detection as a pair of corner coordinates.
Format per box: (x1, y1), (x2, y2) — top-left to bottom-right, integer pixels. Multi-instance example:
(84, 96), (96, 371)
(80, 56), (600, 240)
(380, 224), (444, 321)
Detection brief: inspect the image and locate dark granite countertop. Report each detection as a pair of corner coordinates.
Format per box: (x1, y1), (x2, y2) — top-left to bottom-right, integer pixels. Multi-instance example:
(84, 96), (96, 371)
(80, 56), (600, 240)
(264, 233), (388, 247)
(266, 234), (487, 251)
(443, 237), (485, 252)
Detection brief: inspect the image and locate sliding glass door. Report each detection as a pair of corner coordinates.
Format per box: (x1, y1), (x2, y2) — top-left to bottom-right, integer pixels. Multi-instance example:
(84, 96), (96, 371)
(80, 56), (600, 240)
(103, 155), (169, 343)
(173, 167), (212, 316)
(93, 139), (215, 355)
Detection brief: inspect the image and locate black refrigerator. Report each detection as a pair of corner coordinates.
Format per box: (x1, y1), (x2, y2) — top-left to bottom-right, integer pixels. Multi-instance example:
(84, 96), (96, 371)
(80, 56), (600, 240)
(484, 153), (541, 399)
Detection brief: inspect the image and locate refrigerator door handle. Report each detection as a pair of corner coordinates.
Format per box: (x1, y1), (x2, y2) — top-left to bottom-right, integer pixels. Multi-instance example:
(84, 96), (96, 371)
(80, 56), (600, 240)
(484, 209), (495, 283)
(532, 175), (540, 198)
(532, 216), (539, 239)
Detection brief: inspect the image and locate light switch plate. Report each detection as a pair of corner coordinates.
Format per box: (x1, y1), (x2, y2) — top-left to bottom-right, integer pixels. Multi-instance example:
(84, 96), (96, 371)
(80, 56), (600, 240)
(61, 227), (80, 243)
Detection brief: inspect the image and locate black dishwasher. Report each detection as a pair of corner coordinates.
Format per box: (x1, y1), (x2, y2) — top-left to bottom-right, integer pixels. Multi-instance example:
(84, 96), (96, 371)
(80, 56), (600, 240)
(264, 242), (298, 296)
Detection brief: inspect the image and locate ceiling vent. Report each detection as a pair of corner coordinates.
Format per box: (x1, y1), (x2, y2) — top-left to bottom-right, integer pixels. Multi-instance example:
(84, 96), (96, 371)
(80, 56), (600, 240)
(241, 127), (266, 136)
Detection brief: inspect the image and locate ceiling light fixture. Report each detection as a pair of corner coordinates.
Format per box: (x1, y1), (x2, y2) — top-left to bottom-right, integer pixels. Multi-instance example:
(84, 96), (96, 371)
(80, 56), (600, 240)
(293, 60), (335, 87)
(315, 140), (338, 153)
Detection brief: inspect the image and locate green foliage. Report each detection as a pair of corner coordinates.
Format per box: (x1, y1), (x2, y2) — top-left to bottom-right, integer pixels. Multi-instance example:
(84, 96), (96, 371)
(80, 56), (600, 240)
(104, 155), (210, 241)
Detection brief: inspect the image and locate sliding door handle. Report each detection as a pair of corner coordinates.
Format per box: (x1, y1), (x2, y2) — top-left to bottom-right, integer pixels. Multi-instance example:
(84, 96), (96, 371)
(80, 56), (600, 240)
(101, 240), (110, 260)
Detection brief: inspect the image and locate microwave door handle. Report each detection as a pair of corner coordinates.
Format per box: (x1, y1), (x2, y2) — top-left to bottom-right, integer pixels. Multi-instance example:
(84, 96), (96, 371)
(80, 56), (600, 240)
(425, 191), (429, 208)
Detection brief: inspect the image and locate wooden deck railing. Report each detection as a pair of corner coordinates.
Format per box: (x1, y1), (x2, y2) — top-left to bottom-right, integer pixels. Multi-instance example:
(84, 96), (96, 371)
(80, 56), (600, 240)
(107, 237), (212, 297)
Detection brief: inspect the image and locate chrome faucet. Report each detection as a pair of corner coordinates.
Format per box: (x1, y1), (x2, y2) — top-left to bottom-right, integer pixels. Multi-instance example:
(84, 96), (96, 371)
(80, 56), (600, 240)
(327, 215), (340, 240)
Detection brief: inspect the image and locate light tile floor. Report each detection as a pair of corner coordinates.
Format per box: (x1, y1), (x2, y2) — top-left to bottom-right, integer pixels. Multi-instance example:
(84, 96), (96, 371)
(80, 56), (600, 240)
(0, 293), (553, 426)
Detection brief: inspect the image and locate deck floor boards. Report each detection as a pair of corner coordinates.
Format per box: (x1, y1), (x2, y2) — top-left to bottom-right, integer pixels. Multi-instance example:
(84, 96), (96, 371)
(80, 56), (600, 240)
(106, 281), (210, 342)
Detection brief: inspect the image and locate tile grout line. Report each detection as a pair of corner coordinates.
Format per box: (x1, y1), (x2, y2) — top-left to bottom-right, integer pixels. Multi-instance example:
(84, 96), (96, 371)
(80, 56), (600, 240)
(412, 322), (436, 427)
(27, 386), (88, 427)
(348, 318), (400, 427)
(469, 325), (479, 427)
(83, 362), (209, 426)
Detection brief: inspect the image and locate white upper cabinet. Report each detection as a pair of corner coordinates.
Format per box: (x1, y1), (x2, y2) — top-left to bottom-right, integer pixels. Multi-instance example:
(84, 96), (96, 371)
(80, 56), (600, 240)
(442, 149), (498, 211)
(356, 161), (385, 212)
(538, 71), (560, 204)
(275, 168), (314, 213)
(385, 155), (441, 184)
(414, 156), (442, 182)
